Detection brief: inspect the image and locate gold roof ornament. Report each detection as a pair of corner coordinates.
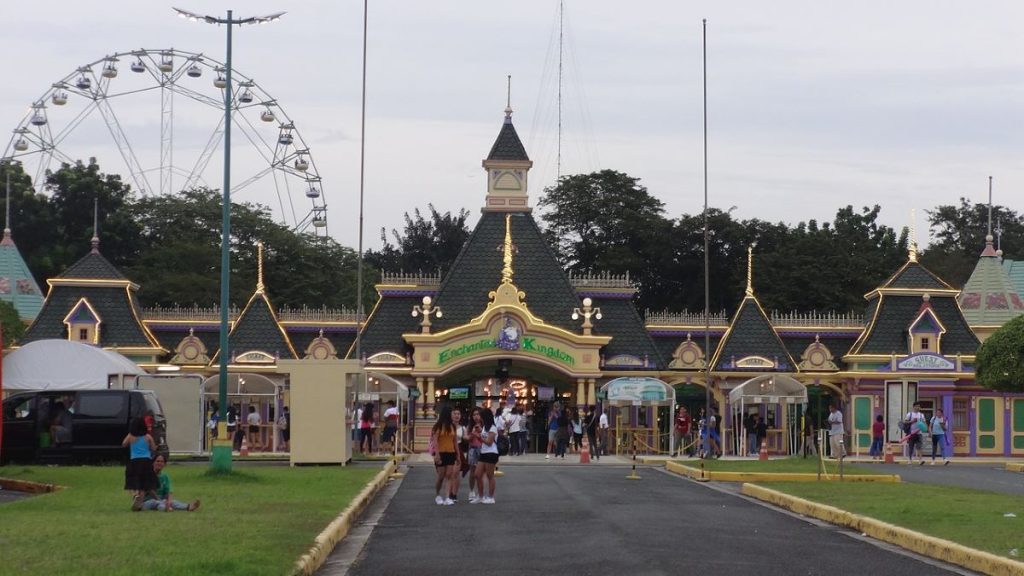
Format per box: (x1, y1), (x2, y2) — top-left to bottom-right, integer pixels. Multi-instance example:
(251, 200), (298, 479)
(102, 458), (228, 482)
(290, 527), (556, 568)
(488, 213), (526, 307)
(501, 213), (515, 285)
(745, 244), (755, 297)
(908, 209), (919, 263)
(256, 241), (265, 294)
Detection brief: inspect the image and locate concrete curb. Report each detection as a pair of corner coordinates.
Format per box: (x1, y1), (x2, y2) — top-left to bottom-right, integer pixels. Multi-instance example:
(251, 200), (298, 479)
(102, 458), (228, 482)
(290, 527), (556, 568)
(0, 477), (64, 494)
(665, 461), (901, 483)
(742, 484), (1024, 576)
(291, 461), (396, 576)
(1006, 462), (1024, 473)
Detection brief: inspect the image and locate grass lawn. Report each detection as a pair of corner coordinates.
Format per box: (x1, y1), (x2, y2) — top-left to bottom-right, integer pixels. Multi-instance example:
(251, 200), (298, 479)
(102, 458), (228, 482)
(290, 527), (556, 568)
(692, 456), (879, 475)
(760, 481), (1024, 559)
(0, 464), (379, 576)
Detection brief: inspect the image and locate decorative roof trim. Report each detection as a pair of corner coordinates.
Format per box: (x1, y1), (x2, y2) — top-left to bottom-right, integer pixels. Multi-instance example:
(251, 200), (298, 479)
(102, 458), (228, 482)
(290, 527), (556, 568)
(345, 292), (386, 360)
(126, 286), (167, 351)
(864, 287), (960, 299)
(209, 290), (298, 364)
(48, 278), (139, 290)
(62, 297), (102, 344)
(707, 295), (797, 371)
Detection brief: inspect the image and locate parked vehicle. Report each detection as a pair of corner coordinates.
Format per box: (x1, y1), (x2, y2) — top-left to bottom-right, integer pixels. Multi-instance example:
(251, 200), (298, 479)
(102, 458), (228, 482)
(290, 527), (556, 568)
(1, 390), (167, 464)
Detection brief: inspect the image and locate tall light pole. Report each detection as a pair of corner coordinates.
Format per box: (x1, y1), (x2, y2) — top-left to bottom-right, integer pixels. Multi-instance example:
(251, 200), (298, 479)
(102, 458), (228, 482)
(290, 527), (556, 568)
(355, 0), (368, 402)
(174, 7), (284, 472)
(702, 19), (712, 459)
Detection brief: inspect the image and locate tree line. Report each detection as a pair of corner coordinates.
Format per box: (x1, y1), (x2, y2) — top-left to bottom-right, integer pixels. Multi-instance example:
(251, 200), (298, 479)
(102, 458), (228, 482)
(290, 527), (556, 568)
(1, 161), (1021, 334)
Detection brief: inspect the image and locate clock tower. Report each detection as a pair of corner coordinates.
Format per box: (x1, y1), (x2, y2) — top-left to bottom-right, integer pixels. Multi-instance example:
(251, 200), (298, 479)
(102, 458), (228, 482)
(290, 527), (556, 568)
(481, 104), (533, 212)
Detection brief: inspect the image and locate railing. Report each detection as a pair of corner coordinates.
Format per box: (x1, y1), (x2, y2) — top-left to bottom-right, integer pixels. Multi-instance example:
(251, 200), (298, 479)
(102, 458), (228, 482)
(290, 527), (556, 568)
(569, 270), (634, 289)
(143, 304), (240, 321)
(770, 310), (864, 328)
(379, 270), (442, 286)
(278, 305), (360, 323)
(644, 309), (730, 326)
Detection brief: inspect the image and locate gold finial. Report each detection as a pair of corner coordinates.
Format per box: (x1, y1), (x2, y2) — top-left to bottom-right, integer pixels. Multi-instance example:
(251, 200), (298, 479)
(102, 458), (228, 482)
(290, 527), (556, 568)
(908, 209), (918, 262)
(501, 213), (515, 284)
(256, 241), (265, 293)
(745, 245), (754, 296)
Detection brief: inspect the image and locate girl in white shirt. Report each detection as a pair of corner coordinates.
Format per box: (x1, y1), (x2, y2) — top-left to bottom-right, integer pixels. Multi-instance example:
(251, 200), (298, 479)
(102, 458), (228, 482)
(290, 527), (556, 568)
(473, 407), (499, 504)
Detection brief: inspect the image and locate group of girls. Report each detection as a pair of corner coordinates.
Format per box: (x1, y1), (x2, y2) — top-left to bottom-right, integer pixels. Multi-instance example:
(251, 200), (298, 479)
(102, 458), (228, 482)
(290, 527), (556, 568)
(431, 404), (499, 505)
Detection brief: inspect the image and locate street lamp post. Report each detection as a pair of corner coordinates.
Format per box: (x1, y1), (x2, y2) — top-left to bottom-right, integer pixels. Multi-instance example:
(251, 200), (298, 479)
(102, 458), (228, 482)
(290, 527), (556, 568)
(174, 7), (284, 472)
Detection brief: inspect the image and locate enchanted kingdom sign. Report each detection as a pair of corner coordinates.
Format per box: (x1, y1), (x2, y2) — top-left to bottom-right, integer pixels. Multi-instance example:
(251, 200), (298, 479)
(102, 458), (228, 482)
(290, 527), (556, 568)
(437, 328), (576, 367)
(896, 353), (956, 371)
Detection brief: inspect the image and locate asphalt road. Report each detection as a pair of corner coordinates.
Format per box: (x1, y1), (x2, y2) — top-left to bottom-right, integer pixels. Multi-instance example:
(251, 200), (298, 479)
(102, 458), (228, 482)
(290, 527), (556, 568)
(870, 462), (1024, 496)
(328, 463), (969, 576)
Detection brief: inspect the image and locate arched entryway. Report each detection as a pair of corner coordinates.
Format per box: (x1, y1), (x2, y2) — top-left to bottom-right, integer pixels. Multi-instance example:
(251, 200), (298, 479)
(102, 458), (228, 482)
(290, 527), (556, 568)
(201, 373), (282, 452)
(729, 375), (807, 456)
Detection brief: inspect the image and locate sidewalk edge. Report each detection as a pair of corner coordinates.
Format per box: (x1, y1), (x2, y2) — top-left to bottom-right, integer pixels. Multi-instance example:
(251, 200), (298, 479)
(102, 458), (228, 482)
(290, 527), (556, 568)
(291, 461), (396, 576)
(665, 461), (900, 483)
(741, 483), (1024, 576)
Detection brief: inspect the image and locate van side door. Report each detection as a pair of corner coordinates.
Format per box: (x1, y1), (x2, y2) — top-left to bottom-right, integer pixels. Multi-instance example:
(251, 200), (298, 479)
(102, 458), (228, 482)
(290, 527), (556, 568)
(1, 395), (38, 463)
(72, 391), (129, 460)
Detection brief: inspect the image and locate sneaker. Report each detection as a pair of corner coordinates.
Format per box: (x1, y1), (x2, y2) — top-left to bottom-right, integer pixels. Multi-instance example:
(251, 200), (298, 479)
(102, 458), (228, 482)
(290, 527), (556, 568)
(131, 494), (143, 512)
(188, 499), (201, 512)
(943, 459), (950, 466)
(481, 496), (495, 504)
(435, 495), (445, 505)
(919, 460), (925, 466)
(443, 498), (455, 506)
(469, 490), (477, 500)
(545, 455), (550, 460)
(469, 496), (480, 504)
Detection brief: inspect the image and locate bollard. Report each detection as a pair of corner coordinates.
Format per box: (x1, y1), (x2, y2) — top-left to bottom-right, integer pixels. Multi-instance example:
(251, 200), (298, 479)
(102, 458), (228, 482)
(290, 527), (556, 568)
(240, 435), (249, 457)
(390, 429), (404, 479)
(758, 439), (768, 461)
(626, 434), (641, 480)
(579, 436), (591, 464)
(883, 442), (894, 464)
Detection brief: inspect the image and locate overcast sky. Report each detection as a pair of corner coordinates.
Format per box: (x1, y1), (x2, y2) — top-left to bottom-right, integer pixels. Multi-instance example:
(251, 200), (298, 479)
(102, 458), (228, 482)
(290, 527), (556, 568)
(2, 1), (1022, 252)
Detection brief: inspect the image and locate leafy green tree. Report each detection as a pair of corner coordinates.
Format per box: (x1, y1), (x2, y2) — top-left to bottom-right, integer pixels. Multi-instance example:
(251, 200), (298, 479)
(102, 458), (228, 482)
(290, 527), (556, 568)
(3, 161), (59, 286)
(365, 204), (471, 275)
(538, 170), (674, 311)
(975, 315), (1024, 392)
(0, 300), (26, 347)
(44, 159), (142, 272)
(921, 198), (1024, 287)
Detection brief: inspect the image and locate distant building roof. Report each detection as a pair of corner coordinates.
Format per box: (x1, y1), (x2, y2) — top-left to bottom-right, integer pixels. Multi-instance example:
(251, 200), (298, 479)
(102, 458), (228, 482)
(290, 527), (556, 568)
(0, 229), (43, 320)
(960, 238), (1024, 327)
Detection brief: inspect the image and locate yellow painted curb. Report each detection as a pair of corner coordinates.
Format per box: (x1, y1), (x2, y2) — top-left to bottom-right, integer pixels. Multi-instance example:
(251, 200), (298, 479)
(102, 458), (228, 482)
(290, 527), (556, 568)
(741, 484), (1024, 576)
(1006, 462), (1024, 473)
(665, 461), (900, 483)
(291, 461), (396, 576)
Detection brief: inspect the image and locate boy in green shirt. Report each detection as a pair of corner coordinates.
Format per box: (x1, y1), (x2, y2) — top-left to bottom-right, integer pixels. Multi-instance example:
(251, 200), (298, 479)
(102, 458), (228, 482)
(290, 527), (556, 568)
(141, 454), (200, 512)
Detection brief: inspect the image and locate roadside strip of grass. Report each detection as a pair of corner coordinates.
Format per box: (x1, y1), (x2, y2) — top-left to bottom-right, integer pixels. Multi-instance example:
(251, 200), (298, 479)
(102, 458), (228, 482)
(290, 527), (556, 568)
(665, 456), (899, 483)
(748, 481), (1024, 572)
(0, 464), (379, 576)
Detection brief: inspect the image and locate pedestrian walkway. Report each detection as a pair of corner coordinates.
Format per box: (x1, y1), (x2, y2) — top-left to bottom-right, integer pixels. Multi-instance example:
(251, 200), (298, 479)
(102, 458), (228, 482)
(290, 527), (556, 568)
(321, 462), (963, 576)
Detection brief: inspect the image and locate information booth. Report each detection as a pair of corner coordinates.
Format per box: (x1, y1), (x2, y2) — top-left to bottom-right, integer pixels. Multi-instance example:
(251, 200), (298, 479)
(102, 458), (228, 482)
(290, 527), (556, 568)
(600, 377), (676, 455)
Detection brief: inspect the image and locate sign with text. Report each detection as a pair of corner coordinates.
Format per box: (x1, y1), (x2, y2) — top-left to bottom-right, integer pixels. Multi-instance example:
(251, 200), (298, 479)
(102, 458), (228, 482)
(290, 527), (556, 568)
(897, 353), (956, 371)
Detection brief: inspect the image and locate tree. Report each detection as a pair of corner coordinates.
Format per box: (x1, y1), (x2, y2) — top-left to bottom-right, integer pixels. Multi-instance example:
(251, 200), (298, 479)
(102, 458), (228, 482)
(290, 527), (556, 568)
(364, 204), (471, 275)
(975, 315), (1024, 392)
(538, 170), (674, 311)
(922, 198), (1024, 287)
(0, 300), (25, 347)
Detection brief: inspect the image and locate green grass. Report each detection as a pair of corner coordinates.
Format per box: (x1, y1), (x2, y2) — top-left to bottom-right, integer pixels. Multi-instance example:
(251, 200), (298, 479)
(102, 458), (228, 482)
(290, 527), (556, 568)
(0, 464), (379, 576)
(691, 456), (879, 475)
(761, 481), (1024, 559)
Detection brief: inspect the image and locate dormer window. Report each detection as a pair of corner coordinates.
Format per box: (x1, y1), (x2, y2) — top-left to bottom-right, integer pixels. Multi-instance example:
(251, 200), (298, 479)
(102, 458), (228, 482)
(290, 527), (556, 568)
(920, 338), (929, 351)
(63, 297), (102, 345)
(907, 294), (945, 355)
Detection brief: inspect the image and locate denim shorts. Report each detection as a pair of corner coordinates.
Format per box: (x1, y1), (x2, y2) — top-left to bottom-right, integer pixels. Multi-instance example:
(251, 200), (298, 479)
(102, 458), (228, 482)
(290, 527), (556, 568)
(468, 446), (480, 466)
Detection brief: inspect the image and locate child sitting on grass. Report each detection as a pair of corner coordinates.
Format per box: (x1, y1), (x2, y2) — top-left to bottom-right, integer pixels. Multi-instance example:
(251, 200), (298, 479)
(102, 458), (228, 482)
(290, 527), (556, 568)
(141, 454), (200, 512)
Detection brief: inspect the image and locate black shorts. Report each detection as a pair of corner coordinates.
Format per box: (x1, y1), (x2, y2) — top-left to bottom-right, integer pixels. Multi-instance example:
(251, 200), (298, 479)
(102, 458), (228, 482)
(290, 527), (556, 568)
(381, 426), (397, 443)
(479, 452), (499, 465)
(436, 452), (457, 466)
(249, 425), (259, 434)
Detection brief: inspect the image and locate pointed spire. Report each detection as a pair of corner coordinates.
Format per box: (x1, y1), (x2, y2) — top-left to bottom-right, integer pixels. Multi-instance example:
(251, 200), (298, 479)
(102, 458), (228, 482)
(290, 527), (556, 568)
(256, 241), (265, 294)
(981, 177), (998, 257)
(90, 197), (100, 254)
(745, 245), (754, 297)
(908, 209), (918, 263)
(504, 74), (513, 123)
(500, 214), (516, 284)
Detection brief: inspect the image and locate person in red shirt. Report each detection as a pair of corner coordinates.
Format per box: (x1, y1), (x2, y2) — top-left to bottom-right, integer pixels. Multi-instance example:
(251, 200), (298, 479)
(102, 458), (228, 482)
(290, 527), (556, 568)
(869, 414), (885, 461)
(672, 406), (691, 457)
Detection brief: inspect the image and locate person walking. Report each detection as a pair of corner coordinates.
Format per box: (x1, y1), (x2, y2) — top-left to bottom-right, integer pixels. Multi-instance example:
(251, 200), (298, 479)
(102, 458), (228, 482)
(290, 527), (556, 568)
(507, 406), (523, 456)
(903, 403), (926, 464)
(827, 404), (845, 460)
(598, 407), (609, 456)
(929, 408), (949, 465)
(673, 406), (691, 458)
(744, 413), (757, 456)
(555, 407), (571, 458)
(246, 405), (262, 451)
(474, 407), (500, 504)
(585, 406), (600, 460)
(359, 403), (375, 455)
(545, 404), (559, 460)
(869, 414), (884, 461)
(755, 415), (768, 456)
(431, 405), (458, 505)
(571, 409), (583, 453)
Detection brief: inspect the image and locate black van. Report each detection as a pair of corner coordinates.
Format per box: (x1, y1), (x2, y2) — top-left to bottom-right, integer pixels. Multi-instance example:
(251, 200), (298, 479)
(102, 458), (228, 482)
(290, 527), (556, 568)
(1, 390), (168, 464)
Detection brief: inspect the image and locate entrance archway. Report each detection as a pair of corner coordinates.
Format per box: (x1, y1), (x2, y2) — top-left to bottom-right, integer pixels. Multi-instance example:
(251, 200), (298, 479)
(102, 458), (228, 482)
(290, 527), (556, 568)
(201, 373), (281, 452)
(729, 375), (807, 456)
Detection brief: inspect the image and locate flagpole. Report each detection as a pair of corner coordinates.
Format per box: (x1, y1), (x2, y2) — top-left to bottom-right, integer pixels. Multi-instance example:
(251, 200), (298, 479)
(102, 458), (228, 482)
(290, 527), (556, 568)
(702, 18), (713, 458)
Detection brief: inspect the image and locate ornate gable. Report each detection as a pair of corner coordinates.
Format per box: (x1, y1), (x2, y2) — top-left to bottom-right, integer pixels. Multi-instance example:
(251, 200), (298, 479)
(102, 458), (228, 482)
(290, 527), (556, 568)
(304, 329), (338, 360)
(797, 335), (838, 371)
(171, 327), (210, 365)
(668, 333), (706, 370)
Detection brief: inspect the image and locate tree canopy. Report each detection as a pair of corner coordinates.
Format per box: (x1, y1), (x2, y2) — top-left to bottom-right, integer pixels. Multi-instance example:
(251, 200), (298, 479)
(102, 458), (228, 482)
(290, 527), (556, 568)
(921, 198), (1024, 287)
(975, 315), (1024, 392)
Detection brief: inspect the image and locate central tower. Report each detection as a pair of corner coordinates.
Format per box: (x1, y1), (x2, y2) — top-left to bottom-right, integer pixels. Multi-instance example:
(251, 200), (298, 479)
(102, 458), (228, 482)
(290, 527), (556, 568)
(481, 103), (533, 212)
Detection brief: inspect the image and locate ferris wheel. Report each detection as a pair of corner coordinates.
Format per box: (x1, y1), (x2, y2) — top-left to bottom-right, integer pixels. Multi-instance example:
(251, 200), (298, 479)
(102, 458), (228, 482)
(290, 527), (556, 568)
(3, 48), (328, 233)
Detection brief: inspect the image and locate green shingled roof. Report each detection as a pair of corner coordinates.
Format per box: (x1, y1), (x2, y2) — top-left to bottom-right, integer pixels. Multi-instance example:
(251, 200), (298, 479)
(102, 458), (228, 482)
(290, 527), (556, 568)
(710, 296), (796, 371)
(1003, 259), (1024, 302)
(0, 231), (43, 320)
(959, 241), (1024, 326)
(210, 291), (297, 363)
(486, 117), (530, 162)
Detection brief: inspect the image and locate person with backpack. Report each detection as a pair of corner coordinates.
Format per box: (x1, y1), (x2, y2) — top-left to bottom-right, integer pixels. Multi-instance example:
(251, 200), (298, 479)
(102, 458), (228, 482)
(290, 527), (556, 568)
(929, 408), (949, 465)
(902, 403), (926, 464)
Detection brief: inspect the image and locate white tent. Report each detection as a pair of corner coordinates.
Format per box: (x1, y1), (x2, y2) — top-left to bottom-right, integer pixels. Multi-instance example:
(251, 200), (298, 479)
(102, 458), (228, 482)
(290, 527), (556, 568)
(2, 339), (145, 391)
(729, 374), (807, 456)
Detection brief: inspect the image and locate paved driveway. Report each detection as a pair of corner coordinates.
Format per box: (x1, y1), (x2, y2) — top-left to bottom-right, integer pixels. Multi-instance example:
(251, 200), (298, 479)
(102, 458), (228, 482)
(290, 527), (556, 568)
(326, 463), (969, 576)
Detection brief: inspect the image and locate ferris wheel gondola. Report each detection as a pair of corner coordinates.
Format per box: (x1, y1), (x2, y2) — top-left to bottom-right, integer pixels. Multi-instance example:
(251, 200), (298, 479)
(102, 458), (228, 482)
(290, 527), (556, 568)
(2, 47), (328, 234)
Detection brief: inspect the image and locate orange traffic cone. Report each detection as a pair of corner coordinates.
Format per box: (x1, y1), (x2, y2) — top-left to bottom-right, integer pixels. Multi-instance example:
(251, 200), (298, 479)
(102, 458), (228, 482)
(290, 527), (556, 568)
(883, 443), (894, 464)
(759, 440), (769, 461)
(240, 435), (250, 457)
